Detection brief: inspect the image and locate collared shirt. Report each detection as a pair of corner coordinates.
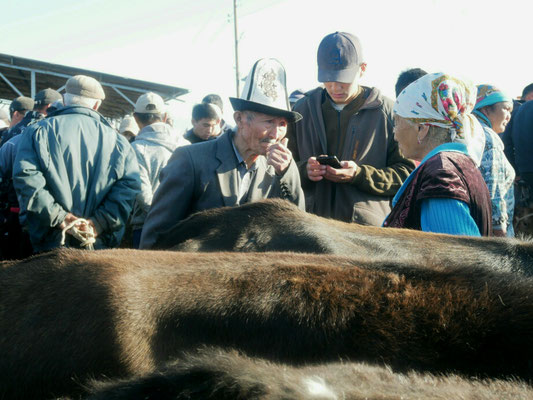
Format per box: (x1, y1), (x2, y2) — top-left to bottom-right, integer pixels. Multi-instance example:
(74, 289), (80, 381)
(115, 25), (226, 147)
(231, 131), (258, 204)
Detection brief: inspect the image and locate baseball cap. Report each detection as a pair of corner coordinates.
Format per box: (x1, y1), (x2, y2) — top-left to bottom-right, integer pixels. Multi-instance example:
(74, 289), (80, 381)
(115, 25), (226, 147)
(9, 96), (34, 113)
(119, 115), (140, 136)
(34, 88), (63, 106)
(134, 92), (166, 114)
(317, 32), (363, 83)
(66, 75), (106, 100)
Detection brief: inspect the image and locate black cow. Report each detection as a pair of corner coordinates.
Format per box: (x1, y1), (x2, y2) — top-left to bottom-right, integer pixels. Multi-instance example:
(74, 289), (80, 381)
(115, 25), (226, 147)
(1, 249), (533, 398)
(152, 199), (533, 276)
(85, 348), (533, 400)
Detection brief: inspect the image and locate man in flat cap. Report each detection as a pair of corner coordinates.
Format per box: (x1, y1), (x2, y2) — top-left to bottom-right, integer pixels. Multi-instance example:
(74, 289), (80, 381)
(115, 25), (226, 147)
(287, 32), (415, 226)
(140, 58), (304, 249)
(12, 75), (141, 253)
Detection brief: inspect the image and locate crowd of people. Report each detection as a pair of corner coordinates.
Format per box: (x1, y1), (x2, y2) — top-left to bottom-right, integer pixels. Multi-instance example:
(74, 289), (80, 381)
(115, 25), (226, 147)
(1, 31), (532, 259)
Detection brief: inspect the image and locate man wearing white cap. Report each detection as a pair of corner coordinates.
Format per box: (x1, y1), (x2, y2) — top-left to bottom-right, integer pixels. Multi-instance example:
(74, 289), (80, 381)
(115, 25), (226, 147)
(140, 58), (305, 249)
(288, 32), (415, 226)
(118, 115), (140, 142)
(12, 75), (141, 253)
(130, 92), (189, 248)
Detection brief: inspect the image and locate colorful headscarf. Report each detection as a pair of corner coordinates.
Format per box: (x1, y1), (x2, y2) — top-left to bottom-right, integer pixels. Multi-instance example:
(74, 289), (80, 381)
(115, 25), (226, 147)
(474, 84), (512, 110)
(394, 72), (485, 165)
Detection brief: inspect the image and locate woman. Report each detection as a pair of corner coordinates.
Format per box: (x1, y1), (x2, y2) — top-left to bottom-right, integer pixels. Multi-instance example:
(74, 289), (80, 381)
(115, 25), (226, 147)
(473, 85), (516, 237)
(383, 73), (492, 236)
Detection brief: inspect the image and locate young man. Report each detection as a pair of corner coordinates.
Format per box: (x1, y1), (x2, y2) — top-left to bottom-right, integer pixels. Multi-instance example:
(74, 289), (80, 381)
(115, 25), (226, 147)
(140, 58), (305, 249)
(183, 102), (223, 144)
(287, 32), (415, 225)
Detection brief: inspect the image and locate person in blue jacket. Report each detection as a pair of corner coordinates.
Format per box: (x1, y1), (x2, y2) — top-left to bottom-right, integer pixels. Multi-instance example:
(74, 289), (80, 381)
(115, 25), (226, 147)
(12, 75), (141, 253)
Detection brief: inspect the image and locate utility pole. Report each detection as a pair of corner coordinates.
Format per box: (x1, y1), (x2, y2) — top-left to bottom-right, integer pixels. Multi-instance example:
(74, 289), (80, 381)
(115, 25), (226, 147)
(233, 0), (240, 97)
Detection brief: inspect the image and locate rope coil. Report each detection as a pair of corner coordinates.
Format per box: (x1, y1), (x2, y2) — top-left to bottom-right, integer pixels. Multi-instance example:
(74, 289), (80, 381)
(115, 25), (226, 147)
(60, 218), (96, 250)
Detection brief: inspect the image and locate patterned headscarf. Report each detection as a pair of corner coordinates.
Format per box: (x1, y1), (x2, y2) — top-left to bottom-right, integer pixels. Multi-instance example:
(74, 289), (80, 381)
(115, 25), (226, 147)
(474, 84), (512, 110)
(394, 72), (485, 165)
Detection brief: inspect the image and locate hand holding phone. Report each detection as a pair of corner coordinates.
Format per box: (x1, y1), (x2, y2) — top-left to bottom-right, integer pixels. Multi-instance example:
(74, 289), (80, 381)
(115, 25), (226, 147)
(316, 155), (342, 169)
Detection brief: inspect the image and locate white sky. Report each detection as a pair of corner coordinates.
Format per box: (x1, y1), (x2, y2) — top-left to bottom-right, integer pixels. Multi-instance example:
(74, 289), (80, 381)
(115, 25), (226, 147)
(1, 0), (532, 130)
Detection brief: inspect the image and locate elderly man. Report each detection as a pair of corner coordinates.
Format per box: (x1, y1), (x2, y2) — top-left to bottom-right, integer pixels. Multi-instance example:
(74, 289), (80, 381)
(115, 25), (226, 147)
(140, 58), (305, 249)
(13, 75), (141, 253)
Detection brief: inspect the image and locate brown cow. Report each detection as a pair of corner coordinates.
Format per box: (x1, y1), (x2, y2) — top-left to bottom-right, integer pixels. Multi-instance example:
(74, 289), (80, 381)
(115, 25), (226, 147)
(1, 249), (533, 399)
(153, 199), (533, 276)
(85, 348), (533, 400)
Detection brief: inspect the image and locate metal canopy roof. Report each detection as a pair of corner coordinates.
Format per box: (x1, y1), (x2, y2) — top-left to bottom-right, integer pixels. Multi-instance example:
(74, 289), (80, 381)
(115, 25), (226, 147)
(0, 53), (189, 119)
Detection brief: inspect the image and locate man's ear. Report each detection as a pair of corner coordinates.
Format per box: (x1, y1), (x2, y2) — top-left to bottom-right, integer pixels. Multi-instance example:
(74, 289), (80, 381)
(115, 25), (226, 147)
(233, 111), (243, 126)
(93, 100), (102, 111)
(359, 62), (367, 78)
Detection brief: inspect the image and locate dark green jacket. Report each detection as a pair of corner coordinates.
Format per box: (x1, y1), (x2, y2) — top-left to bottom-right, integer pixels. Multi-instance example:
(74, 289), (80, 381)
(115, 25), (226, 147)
(288, 86), (415, 225)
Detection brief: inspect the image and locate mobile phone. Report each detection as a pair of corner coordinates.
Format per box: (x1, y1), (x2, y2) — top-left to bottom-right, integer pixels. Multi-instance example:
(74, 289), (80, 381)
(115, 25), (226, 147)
(316, 155), (342, 169)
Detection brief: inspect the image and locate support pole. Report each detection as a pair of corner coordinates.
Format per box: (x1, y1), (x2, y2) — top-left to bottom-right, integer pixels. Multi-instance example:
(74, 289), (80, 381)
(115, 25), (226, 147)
(233, 0), (240, 97)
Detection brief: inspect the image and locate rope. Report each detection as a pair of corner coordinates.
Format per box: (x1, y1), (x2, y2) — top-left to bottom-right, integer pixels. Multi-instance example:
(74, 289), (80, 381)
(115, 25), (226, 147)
(60, 218), (96, 250)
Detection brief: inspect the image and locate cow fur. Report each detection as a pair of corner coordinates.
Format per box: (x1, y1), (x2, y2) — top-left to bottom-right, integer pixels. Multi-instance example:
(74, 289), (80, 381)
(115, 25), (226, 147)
(84, 348), (533, 400)
(1, 249), (533, 399)
(155, 199), (533, 276)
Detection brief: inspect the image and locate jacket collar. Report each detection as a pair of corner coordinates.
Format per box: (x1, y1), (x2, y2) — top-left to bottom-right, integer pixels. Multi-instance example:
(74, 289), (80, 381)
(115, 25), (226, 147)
(215, 131), (240, 206)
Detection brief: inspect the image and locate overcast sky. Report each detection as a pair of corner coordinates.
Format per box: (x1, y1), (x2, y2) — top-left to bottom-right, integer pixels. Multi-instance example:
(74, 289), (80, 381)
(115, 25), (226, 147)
(1, 0), (532, 130)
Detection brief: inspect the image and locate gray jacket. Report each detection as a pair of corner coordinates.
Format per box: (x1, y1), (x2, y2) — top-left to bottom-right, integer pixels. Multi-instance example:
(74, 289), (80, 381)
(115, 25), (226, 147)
(288, 86), (415, 226)
(130, 122), (189, 230)
(140, 131), (305, 249)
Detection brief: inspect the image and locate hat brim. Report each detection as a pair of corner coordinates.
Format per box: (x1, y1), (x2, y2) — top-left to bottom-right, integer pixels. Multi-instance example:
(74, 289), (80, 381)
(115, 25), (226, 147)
(318, 68), (357, 84)
(229, 98), (302, 123)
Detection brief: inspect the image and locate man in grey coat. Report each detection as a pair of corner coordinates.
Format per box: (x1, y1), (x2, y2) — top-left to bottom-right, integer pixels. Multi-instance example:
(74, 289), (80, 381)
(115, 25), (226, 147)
(130, 92), (189, 247)
(140, 58), (305, 249)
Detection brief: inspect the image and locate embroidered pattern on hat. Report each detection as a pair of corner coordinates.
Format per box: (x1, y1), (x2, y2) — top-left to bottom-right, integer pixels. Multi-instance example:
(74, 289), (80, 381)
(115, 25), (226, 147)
(258, 69), (278, 101)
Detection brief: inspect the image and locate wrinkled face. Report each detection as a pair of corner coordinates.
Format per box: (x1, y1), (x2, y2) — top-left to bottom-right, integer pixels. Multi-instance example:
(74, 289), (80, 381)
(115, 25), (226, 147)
(192, 117), (221, 140)
(485, 101), (513, 134)
(237, 111), (288, 156)
(393, 115), (422, 160)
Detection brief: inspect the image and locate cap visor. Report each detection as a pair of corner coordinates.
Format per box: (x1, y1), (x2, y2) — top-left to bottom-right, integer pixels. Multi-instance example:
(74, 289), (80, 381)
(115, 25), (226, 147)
(318, 68), (357, 84)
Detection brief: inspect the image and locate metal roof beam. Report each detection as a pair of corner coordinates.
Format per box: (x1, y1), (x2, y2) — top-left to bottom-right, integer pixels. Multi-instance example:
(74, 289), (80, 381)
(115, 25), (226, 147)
(112, 86), (135, 106)
(0, 71), (23, 97)
(0, 62), (175, 96)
